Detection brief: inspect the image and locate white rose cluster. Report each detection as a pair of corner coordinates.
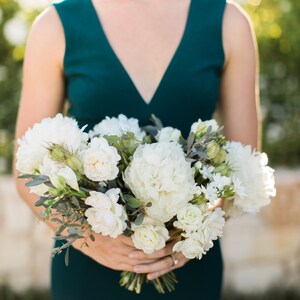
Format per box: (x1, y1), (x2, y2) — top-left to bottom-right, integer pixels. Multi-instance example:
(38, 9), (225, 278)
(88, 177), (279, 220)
(16, 114), (88, 174)
(85, 189), (127, 238)
(131, 217), (169, 254)
(89, 114), (146, 142)
(123, 141), (196, 222)
(225, 141), (276, 217)
(80, 137), (121, 181)
(173, 204), (225, 260)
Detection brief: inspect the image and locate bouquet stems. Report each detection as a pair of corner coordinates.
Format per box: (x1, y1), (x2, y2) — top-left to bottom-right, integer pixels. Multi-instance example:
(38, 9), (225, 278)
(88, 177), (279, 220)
(120, 271), (177, 294)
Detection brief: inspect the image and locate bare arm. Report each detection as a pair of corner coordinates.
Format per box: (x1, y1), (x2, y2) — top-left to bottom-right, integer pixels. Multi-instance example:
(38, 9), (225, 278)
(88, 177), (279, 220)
(218, 1), (260, 150)
(13, 7), (155, 272)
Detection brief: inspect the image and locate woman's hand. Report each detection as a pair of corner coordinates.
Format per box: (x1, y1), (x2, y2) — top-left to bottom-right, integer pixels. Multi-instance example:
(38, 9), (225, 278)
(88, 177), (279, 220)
(128, 237), (189, 280)
(72, 234), (159, 272)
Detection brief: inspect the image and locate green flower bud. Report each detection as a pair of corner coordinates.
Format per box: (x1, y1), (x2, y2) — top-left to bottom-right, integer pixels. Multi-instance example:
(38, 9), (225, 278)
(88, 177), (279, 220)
(66, 154), (83, 171)
(50, 175), (66, 190)
(120, 136), (138, 155)
(214, 163), (231, 177)
(49, 144), (67, 162)
(206, 141), (220, 159)
(212, 149), (227, 164)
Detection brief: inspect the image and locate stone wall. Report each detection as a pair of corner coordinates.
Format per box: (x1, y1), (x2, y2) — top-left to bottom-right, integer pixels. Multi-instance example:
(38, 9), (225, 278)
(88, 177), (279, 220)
(0, 169), (299, 294)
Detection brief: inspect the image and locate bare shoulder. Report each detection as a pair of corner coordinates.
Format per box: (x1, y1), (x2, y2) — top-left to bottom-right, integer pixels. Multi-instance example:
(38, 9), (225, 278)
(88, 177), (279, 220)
(222, 1), (257, 65)
(26, 6), (65, 68)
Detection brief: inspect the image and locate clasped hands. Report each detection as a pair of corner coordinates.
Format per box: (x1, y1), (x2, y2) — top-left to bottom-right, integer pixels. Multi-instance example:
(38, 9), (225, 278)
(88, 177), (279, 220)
(72, 233), (189, 280)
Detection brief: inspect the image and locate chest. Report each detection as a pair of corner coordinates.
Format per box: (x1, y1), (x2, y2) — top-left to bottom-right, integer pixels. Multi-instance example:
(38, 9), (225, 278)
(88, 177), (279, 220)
(91, 0), (192, 103)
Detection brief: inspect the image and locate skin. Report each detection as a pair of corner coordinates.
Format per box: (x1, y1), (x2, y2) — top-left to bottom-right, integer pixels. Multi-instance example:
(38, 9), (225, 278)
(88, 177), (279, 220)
(14, 0), (260, 282)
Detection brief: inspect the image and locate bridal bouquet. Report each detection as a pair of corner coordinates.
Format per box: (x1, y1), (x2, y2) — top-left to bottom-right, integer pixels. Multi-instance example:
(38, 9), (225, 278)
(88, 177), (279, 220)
(16, 113), (276, 294)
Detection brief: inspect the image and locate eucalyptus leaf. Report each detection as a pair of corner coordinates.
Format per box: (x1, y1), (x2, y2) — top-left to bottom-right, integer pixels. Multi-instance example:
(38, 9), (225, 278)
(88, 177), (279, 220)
(206, 125), (212, 135)
(25, 179), (46, 187)
(18, 174), (34, 179)
(35, 197), (47, 207)
(134, 214), (144, 226)
(187, 132), (195, 150)
(71, 196), (80, 208)
(150, 114), (163, 129)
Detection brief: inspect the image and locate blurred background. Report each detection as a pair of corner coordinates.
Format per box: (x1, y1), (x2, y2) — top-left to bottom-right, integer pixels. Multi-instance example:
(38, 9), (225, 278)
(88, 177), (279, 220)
(0, 0), (299, 299)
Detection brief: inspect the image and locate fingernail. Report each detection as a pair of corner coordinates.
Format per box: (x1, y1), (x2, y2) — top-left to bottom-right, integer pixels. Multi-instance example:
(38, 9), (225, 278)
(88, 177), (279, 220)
(147, 274), (154, 280)
(134, 266), (142, 272)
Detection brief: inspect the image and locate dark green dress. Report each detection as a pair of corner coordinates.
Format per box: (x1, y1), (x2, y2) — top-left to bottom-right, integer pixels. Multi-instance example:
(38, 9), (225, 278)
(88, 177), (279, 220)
(51, 0), (226, 299)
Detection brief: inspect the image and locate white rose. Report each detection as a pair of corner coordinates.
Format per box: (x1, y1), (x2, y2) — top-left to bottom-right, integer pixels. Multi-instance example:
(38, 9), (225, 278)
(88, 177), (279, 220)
(81, 137), (121, 182)
(173, 203), (205, 232)
(173, 238), (205, 259)
(155, 127), (182, 143)
(131, 217), (169, 254)
(89, 114), (146, 141)
(85, 189), (127, 238)
(50, 166), (79, 191)
(16, 113), (88, 174)
(123, 142), (196, 222)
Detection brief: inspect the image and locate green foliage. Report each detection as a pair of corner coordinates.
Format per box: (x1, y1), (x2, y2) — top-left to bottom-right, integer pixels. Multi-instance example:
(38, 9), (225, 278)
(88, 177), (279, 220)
(244, 0), (300, 165)
(0, 0), (299, 173)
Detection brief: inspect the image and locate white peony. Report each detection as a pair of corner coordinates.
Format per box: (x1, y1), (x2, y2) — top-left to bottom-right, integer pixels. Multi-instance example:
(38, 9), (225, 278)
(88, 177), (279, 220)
(173, 203), (205, 232)
(123, 141), (196, 222)
(16, 114), (88, 174)
(226, 141), (276, 214)
(173, 237), (205, 259)
(190, 119), (219, 136)
(80, 137), (121, 182)
(131, 217), (169, 254)
(155, 127), (182, 143)
(50, 166), (79, 191)
(89, 114), (146, 141)
(85, 189), (127, 238)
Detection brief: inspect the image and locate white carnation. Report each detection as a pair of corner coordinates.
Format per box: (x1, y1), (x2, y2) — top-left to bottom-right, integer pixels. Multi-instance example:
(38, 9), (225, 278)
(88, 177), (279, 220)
(89, 114), (146, 141)
(173, 238), (205, 259)
(123, 142), (196, 222)
(173, 203), (205, 232)
(85, 189), (127, 238)
(226, 142), (276, 214)
(199, 208), (225, 246)
(16, 114), (88, 174)
(80, 137), (121, 182)
(210, 173), (231, 191)
(131, 217), (169, 254)
(155, 127), (182, 143)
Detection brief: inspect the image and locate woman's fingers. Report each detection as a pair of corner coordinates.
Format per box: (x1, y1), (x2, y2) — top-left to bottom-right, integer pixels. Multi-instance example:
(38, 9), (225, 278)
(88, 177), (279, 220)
(133, 255), (173, 274)
(147, 254), (190, 280)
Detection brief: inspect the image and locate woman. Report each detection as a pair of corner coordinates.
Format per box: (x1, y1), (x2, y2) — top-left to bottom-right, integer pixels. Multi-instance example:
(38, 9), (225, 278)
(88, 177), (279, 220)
(14, 0), (259, 299)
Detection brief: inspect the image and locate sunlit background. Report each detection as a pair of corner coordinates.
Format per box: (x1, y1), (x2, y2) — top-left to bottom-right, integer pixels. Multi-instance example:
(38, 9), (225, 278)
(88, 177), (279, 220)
(0, 0), (299, 299)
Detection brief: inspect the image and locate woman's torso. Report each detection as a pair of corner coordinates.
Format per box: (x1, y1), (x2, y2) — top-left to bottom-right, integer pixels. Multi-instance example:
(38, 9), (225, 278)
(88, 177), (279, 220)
(51, 0), (226, 299)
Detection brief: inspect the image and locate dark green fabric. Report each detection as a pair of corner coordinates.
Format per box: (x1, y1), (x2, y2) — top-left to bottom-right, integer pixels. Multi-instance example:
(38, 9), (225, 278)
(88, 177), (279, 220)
(51, 0), (226, 299)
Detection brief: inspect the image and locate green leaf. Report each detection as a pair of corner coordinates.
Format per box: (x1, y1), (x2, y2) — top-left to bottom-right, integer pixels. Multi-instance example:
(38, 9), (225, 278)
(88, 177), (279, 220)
(71, 196), (80, 208)
(18, 174), (34, 179)
(206, 125), (212, 135)
(25, 179), (46, 187)
(150, 114), (164, 129)
(35, 197), (47, 207)
(127, 196), (143, 208)
(65, 246), (70, 267)
(134, 214), (144, 226)
(187, 132), (195, 150)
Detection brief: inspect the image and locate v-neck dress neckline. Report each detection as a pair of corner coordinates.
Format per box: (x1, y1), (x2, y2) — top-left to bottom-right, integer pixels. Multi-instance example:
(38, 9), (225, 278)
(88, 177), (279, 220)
(87, 0), (194, 105)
